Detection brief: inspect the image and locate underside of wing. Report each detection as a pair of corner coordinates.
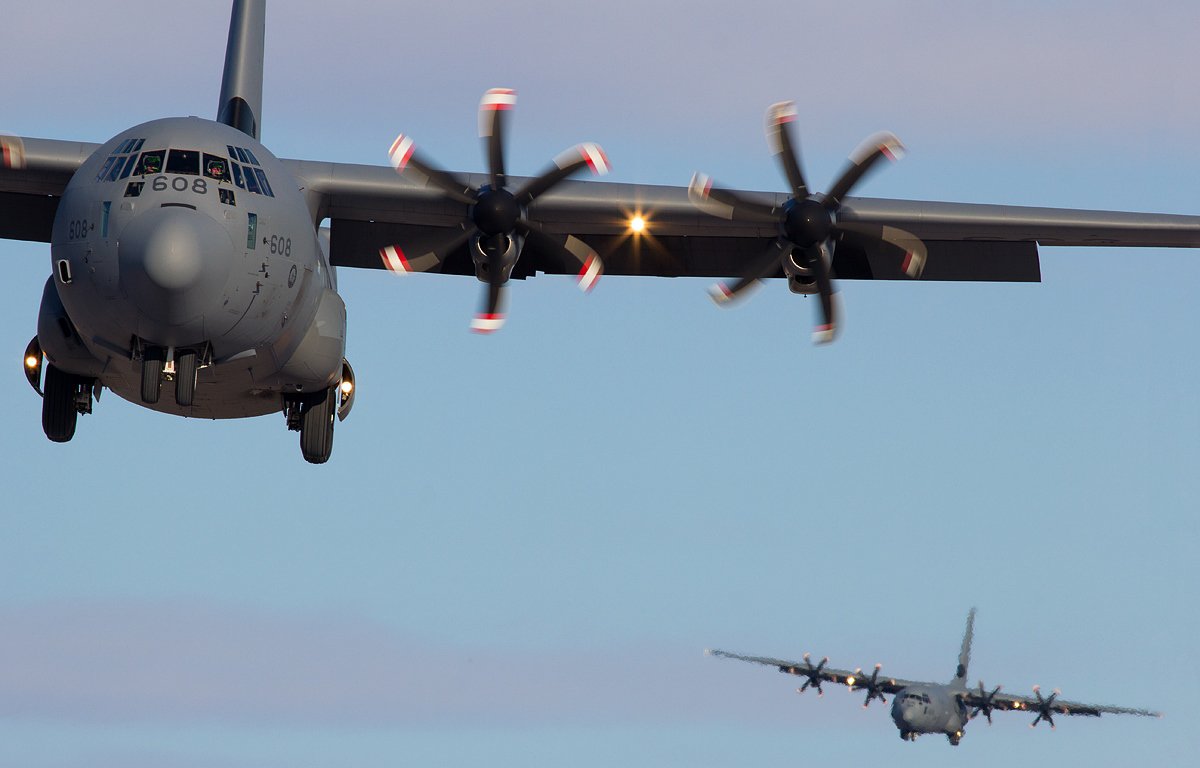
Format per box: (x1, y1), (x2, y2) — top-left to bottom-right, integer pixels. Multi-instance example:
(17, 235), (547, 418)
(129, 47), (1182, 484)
(706, 648), (919, 696)
(963, 684), (1161, 727)
(288, 157), (1200, 284)
(0, 136), (98, 243)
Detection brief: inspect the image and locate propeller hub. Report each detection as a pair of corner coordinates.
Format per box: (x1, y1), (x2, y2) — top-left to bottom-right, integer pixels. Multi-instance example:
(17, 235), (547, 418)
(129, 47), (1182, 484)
(473, 186), (520, 236)
(783, 198), (832, 246)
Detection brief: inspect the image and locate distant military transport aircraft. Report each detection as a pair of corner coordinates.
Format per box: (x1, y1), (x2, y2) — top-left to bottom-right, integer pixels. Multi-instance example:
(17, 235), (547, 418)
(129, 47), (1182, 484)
(708, 609), (1160, 745)
(4, 1), (1200, 462)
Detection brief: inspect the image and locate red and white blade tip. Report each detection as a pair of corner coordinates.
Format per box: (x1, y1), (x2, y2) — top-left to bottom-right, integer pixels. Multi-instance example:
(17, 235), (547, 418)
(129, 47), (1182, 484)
(388, 134), (415, 173)
(767, 101), (797, 125)
(812, 323), (836, 344)
(578, 143), (610, 176)
(689, 172), (714, 201)
(379, 244), (411, 275)
(1, 135), (25, 169)
(900, 249), (925, 279)
(470, 313), (506, 334)
(577, 253), (602, 292)
(480, 88), (517, 111)
(708, 282), (734, 305)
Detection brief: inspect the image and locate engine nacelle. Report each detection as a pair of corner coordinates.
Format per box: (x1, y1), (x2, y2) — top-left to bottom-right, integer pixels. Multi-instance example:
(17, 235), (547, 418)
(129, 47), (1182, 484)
(471, 233), (520, 284)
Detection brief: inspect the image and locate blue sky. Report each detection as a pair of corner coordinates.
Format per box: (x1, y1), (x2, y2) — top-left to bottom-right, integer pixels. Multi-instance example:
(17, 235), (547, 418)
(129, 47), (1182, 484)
(1, 1), (1197, 766)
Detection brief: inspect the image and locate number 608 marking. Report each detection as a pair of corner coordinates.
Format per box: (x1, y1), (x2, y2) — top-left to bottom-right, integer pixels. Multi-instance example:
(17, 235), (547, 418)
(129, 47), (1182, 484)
(150, 175), (208, 195)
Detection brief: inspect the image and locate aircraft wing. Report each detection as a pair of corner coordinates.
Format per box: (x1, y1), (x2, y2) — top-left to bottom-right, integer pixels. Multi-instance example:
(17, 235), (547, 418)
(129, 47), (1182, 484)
(0, 135), (98, 243)
(706, 648), (921, 695)
(284, 157), (1200, 282)
(962, 685), (1161, 720)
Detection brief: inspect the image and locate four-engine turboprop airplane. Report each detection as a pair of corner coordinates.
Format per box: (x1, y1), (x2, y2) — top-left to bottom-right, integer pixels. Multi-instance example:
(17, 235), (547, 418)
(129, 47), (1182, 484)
(5, 1), (1200, 462)
(708, 608), (1160, 745)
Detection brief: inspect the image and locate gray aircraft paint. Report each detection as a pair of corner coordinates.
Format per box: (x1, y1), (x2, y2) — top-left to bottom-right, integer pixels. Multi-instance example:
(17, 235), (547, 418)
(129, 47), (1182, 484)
(5, 0), (1200, 461)
(709, 609), (1159, 745)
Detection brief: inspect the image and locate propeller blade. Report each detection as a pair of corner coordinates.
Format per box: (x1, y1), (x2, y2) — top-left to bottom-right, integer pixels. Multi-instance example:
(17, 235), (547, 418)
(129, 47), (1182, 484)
(471, 235), (509, 334)
(515, 143), (611, 205)
(835, 222), (927, 278)
(765, 101), (808, 200)
(388, 134), (476, 204)
(479, 88), (516, 190)
(379, 226), (477, 275)
(688, 173), (779, 223)
(386, 133), (475, 204)
(519, 225), (604, 292)
(803, 244), (837, 344)
(824, 131), (905, 209)
(708, 237), (790, 305)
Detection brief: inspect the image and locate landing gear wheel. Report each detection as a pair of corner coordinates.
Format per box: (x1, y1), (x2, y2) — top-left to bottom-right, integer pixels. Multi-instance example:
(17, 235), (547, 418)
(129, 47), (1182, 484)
(947, 732), (961, 746)
(141, 347), (164, 404)
(299, 387), (336, 464)
(175, 349), (197, 407)
(42, 364), (78, 443)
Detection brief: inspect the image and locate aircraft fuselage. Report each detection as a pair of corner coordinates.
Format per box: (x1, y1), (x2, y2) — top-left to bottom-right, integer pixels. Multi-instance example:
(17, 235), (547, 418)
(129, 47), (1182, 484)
(41, 116), (346, 420)
(890, 684), (969, 741)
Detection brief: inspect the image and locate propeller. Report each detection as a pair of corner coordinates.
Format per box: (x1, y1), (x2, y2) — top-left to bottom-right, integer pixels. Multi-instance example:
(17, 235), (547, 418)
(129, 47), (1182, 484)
(792, 653), (829, 696)
(970, 681), (1002, 724)
(689, 101), (926, 344)
(850, 663), (889, 708)
(1029, 685), (1061, 729)
(380, 88), (609, 333)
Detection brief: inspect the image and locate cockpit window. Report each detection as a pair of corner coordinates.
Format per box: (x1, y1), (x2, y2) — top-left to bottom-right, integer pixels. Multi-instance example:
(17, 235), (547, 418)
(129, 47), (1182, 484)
(134, 150), (165, 175)
(243, 147), (260, 166)
(243, 164), (262, 194)
(203, 153), (230, 181)
(253, 167), (274, 197)
(231, 162), (245, 189)
(165, 149), (200, 175)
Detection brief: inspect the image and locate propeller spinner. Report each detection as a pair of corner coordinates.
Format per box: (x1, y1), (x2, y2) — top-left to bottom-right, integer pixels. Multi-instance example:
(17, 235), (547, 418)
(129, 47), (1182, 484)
(689, 102), (926, 343)
(381, 88), (608, 333)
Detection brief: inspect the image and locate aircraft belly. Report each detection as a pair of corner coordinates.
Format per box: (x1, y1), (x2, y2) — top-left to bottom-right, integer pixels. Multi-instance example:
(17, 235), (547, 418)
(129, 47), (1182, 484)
(101, 357), (281, 419)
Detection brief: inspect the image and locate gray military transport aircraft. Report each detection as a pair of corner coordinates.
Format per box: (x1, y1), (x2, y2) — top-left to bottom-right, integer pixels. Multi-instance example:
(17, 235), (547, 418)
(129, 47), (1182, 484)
(708, 608), (1160, 745)
(4, 1), (1200, 462)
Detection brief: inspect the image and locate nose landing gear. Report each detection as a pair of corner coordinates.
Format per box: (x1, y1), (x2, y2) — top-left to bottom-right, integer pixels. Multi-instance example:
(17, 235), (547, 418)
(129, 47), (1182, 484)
(138, 343), (204, 407)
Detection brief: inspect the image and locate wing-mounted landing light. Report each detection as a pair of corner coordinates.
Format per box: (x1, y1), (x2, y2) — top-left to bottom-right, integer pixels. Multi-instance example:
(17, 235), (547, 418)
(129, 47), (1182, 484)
(380, 88), (609, 333)
(689, 102), (926, 344)
(970, 681), (1002, 724)
(1029, 685), (1062, 729)
(23, 336), (44, 396)
(849, 663), (889, 708)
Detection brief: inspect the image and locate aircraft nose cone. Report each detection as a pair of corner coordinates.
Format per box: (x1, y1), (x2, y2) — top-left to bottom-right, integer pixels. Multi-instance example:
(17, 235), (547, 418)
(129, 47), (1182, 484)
(119, 207), (233, 326)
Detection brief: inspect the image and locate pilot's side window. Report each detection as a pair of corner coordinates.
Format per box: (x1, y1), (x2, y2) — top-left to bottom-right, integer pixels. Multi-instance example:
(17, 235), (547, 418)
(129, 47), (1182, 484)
(165, 149), (200, 175)
(134, 151), (165, 176)
(203, 153), (230, 181)
(231, 163), (245, 189)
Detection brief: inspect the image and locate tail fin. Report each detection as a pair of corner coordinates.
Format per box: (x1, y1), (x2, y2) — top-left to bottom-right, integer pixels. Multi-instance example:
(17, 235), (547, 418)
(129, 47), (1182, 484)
(954, 607), (976, 687)
(216, 0), (266, 139)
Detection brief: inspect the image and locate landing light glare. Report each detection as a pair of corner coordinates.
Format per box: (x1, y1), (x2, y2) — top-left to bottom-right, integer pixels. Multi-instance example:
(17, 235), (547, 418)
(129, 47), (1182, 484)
(25, 354), (39, 369)
(630, 215), (646, 233)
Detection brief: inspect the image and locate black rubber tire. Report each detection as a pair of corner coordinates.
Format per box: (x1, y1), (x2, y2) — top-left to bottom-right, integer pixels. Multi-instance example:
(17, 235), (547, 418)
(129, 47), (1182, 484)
(141, 348), (163, 404)
(42, 364), (78, 443)
(299, 388), (336, 464)
(175, 349), (197, 407)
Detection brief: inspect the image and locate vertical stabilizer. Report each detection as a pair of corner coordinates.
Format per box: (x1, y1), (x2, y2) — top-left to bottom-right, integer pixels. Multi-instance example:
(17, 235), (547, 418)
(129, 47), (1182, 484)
(953, 607), (976, 687)
(217, 0), (265, 139)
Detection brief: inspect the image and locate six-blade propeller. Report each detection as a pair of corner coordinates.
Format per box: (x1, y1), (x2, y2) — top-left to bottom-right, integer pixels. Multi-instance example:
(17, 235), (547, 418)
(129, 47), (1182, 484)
(381, 88), (608, 333)
(689, 101), (926, 343)
(970, 681), (1003, 724)
(382, 96), (925, 340)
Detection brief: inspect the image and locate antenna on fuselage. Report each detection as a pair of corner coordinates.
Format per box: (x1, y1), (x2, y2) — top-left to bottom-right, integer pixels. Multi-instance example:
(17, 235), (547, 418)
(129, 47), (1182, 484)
(954, 607), (976, 687)
(217, 0), (265, 139)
